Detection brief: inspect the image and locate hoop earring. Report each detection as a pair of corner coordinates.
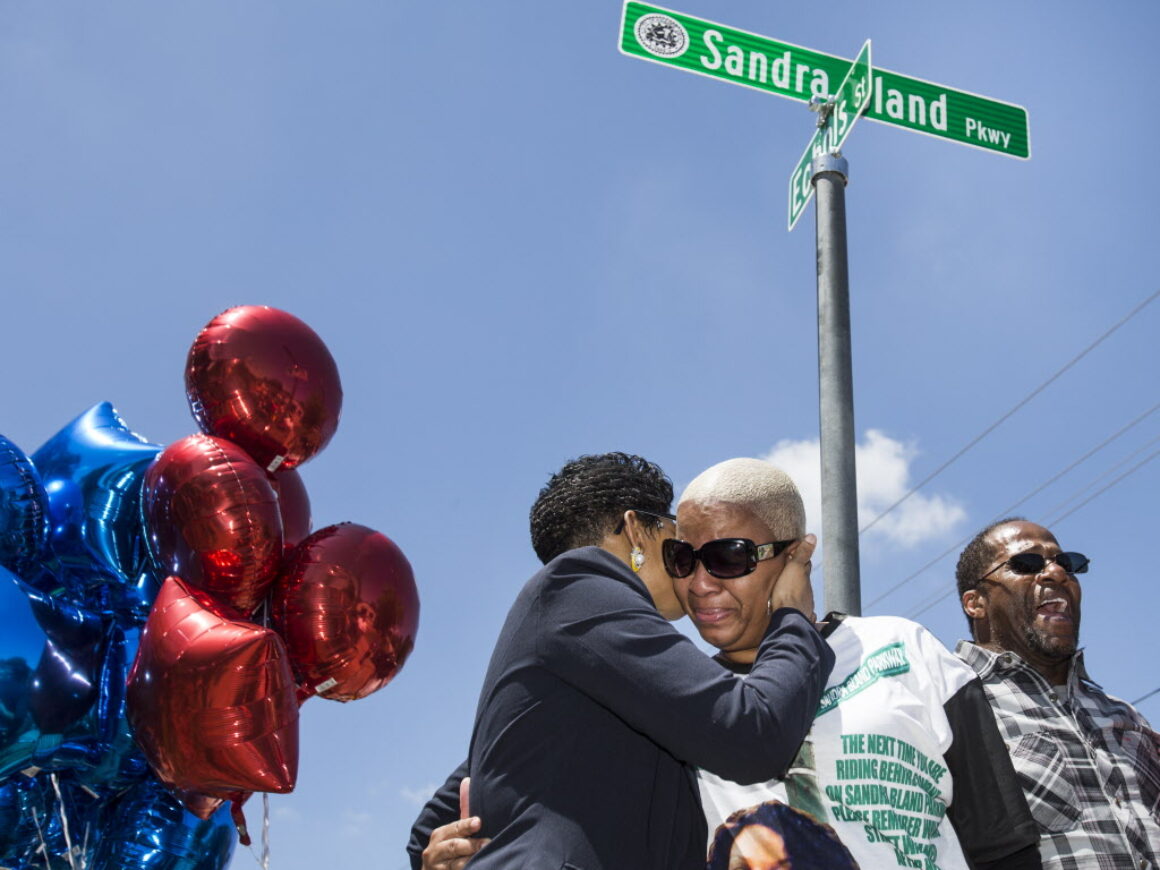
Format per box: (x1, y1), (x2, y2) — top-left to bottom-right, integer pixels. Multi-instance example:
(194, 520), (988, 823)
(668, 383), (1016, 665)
(767, 598), (773, 616)
(631, 547), (645, 573)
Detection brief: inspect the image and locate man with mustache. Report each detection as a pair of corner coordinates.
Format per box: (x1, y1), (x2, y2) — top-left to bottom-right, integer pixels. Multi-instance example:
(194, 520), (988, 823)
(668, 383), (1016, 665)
(956, 518), (1160, 869)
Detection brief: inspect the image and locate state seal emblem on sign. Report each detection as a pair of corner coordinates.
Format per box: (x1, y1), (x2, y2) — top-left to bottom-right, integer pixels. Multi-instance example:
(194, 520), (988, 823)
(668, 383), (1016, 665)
(634, 13), (688, 58)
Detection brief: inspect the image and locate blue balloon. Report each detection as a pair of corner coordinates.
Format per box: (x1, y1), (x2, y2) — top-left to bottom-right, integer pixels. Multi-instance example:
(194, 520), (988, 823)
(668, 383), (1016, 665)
(32, 403), (162, 626)
(0, 572), (144, 785)
(0, 775), (21, 855)
(0, 407), (230, 868)
(0, 572), (39, 755)
(91, 777), (237, 870)
(0, 772), (234, 870)
(0, 774), (44, 868)
(0, 434), (49, 577)
(0, 771), (106, 870)
(73, 626), (151, 793)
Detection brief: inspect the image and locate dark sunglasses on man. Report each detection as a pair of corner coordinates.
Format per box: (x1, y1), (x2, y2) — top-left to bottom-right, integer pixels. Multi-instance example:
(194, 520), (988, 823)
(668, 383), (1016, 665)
(662, 537), (796, 580)
(978, 551), (1090, 583)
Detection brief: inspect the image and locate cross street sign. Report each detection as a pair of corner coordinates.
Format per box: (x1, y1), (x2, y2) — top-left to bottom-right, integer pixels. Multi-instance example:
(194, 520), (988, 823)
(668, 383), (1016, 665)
(788, 40), (871, 231)
(620, 1), (1030, 160)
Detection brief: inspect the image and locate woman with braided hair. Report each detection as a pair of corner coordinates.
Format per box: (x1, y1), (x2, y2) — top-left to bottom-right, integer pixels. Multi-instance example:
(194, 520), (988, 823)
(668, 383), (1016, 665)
(407, 451), (833, 870)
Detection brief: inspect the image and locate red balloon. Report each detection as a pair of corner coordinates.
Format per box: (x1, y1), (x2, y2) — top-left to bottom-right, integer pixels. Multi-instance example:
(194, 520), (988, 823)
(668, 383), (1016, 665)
(172, 787), (232, 822)
(272, 523), (419, 702)
(143, 434), (283, 616)
(186, 306), (343, 472)
(127, 576), (299, 811)
(268, 468), (312, 550)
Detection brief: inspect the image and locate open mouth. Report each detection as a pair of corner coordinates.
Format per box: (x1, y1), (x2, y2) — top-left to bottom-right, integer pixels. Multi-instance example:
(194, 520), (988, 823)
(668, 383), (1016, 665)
(1035, 596), (1073, 624)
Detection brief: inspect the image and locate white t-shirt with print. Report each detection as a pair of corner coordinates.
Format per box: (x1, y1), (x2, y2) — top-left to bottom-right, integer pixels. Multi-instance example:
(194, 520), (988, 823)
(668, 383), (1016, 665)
(698, 615), (977, 870)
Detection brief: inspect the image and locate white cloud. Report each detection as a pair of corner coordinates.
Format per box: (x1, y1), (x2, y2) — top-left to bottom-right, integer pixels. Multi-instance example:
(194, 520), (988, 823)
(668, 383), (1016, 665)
(762, 429), (965, 549)
(340, 809), (374, 837)
(399, 783), (442, 808)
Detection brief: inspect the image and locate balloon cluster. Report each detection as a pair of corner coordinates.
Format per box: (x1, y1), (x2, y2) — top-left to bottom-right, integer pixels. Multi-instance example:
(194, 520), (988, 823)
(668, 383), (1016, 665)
(0, 306), (420, 869)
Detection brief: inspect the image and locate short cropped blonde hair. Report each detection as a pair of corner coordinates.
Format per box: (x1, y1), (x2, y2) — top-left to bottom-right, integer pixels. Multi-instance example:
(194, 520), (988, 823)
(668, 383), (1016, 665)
(679, 458), (805, 539)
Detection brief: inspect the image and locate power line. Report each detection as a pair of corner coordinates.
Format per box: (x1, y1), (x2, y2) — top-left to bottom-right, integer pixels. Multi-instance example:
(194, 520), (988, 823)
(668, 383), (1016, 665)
(902, 583), (956, 622)
(993, 407), (1159, 520)
(859, 287), (1160, 536)
(1042, 446), (1160, 527)
(1039, 432), (1160, 524)
(1132, 686), (1160, 706)
(901, 444), (1160, 621)
(865, 401), (1160, 610)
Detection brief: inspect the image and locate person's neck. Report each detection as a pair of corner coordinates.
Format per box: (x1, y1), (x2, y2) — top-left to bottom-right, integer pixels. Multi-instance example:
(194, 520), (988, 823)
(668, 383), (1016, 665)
(721, 647), (758, 666)
(978, 640), (1071, 685)
(1032, 656), (1071, 686)
(721, 620), (831, 666)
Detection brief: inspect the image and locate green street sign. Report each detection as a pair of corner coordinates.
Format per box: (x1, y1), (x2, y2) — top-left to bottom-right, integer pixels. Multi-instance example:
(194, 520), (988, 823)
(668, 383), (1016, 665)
(620, 1), (1030, 160)
(788, 40), (872, 231)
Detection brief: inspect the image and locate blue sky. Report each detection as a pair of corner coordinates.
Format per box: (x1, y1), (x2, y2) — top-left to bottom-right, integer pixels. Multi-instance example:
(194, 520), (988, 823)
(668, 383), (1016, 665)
(2, 2), (1158, 867)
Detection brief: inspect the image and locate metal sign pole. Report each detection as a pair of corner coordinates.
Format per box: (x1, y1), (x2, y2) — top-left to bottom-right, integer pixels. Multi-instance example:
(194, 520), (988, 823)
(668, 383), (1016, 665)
(621, 5), (1031, 616)
(813, 151), (861, 616)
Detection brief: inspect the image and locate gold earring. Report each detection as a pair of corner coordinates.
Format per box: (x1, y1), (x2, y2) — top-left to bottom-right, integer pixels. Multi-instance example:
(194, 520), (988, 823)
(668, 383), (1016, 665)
(631, 547), (645, 573)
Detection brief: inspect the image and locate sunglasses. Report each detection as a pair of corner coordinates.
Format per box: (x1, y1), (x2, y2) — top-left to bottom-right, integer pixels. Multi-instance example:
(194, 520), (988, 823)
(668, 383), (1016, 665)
(979, 551), (1090, 583)
(662, 537), (796, 580)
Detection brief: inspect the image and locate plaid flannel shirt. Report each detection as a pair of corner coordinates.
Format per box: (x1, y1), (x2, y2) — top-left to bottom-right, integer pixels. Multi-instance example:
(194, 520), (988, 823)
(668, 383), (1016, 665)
(957, 641), (1160, 870)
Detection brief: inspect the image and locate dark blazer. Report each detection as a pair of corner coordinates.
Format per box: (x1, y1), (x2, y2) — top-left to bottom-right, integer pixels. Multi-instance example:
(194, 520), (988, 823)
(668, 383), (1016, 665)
(407, 546), (834, 870)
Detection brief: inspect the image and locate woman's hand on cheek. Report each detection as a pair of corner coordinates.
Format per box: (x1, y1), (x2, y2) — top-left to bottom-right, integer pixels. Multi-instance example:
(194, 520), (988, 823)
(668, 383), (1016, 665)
(768, 534), (817, 623)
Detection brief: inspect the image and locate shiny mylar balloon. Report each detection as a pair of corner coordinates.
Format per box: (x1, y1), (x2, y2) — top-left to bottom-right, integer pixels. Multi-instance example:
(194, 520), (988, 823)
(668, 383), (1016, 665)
(91, 777), (237, 870)
(0, 772), (105, 870)
(268, 468), (311, 550)
(170, 787), (232, 822)
(127, 577), (299, 814)
(31, 403), (162, 624)
(142, 435), (283, 616)
(0, 434), (48, 577)
(272, 523), (419, 702)
(0, 572), (138, 783)
(0, 774), (62, 869)
(186, 306), (343, 472)
(70, 624), (150, 793)
(0, 775), (22, 859)
(27, 586), (108, 734)
(0, 571), (40, 755)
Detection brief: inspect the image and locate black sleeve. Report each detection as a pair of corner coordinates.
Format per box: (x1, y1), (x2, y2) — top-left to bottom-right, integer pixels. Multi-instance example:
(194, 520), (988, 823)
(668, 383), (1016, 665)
(943, 679), (1042, 870)
(405, 759), (467, 870)
(973, 845), (1042, 870)
(540, 564), (835, 785)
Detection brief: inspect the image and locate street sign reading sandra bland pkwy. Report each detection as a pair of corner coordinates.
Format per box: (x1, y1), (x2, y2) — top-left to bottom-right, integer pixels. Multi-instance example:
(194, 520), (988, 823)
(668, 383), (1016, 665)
(620, 1), (1030, 160)
(788, 40), (872, 231)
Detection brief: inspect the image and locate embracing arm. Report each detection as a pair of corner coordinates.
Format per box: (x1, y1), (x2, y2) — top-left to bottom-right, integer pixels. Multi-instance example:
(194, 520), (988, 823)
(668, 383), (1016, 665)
(406, 761), (467, 870)
(539, 554), (834, 785)
(943, 679), (1042, 870)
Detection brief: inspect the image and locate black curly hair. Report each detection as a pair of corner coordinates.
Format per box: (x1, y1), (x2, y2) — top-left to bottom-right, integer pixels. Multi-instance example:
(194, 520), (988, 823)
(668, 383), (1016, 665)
(707, 799), (857, 870)
(955, 516), (1026, 633)
(529, 452), (673, 564)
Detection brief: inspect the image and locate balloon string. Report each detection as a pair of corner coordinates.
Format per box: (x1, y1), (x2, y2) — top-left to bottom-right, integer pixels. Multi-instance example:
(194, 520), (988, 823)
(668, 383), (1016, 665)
(50, 773), (80, 870)
(30, 805), (51, 870)
(246, 795), (272, 870)
(251, 606), (272, 870)
(261, 792), (271, 870)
